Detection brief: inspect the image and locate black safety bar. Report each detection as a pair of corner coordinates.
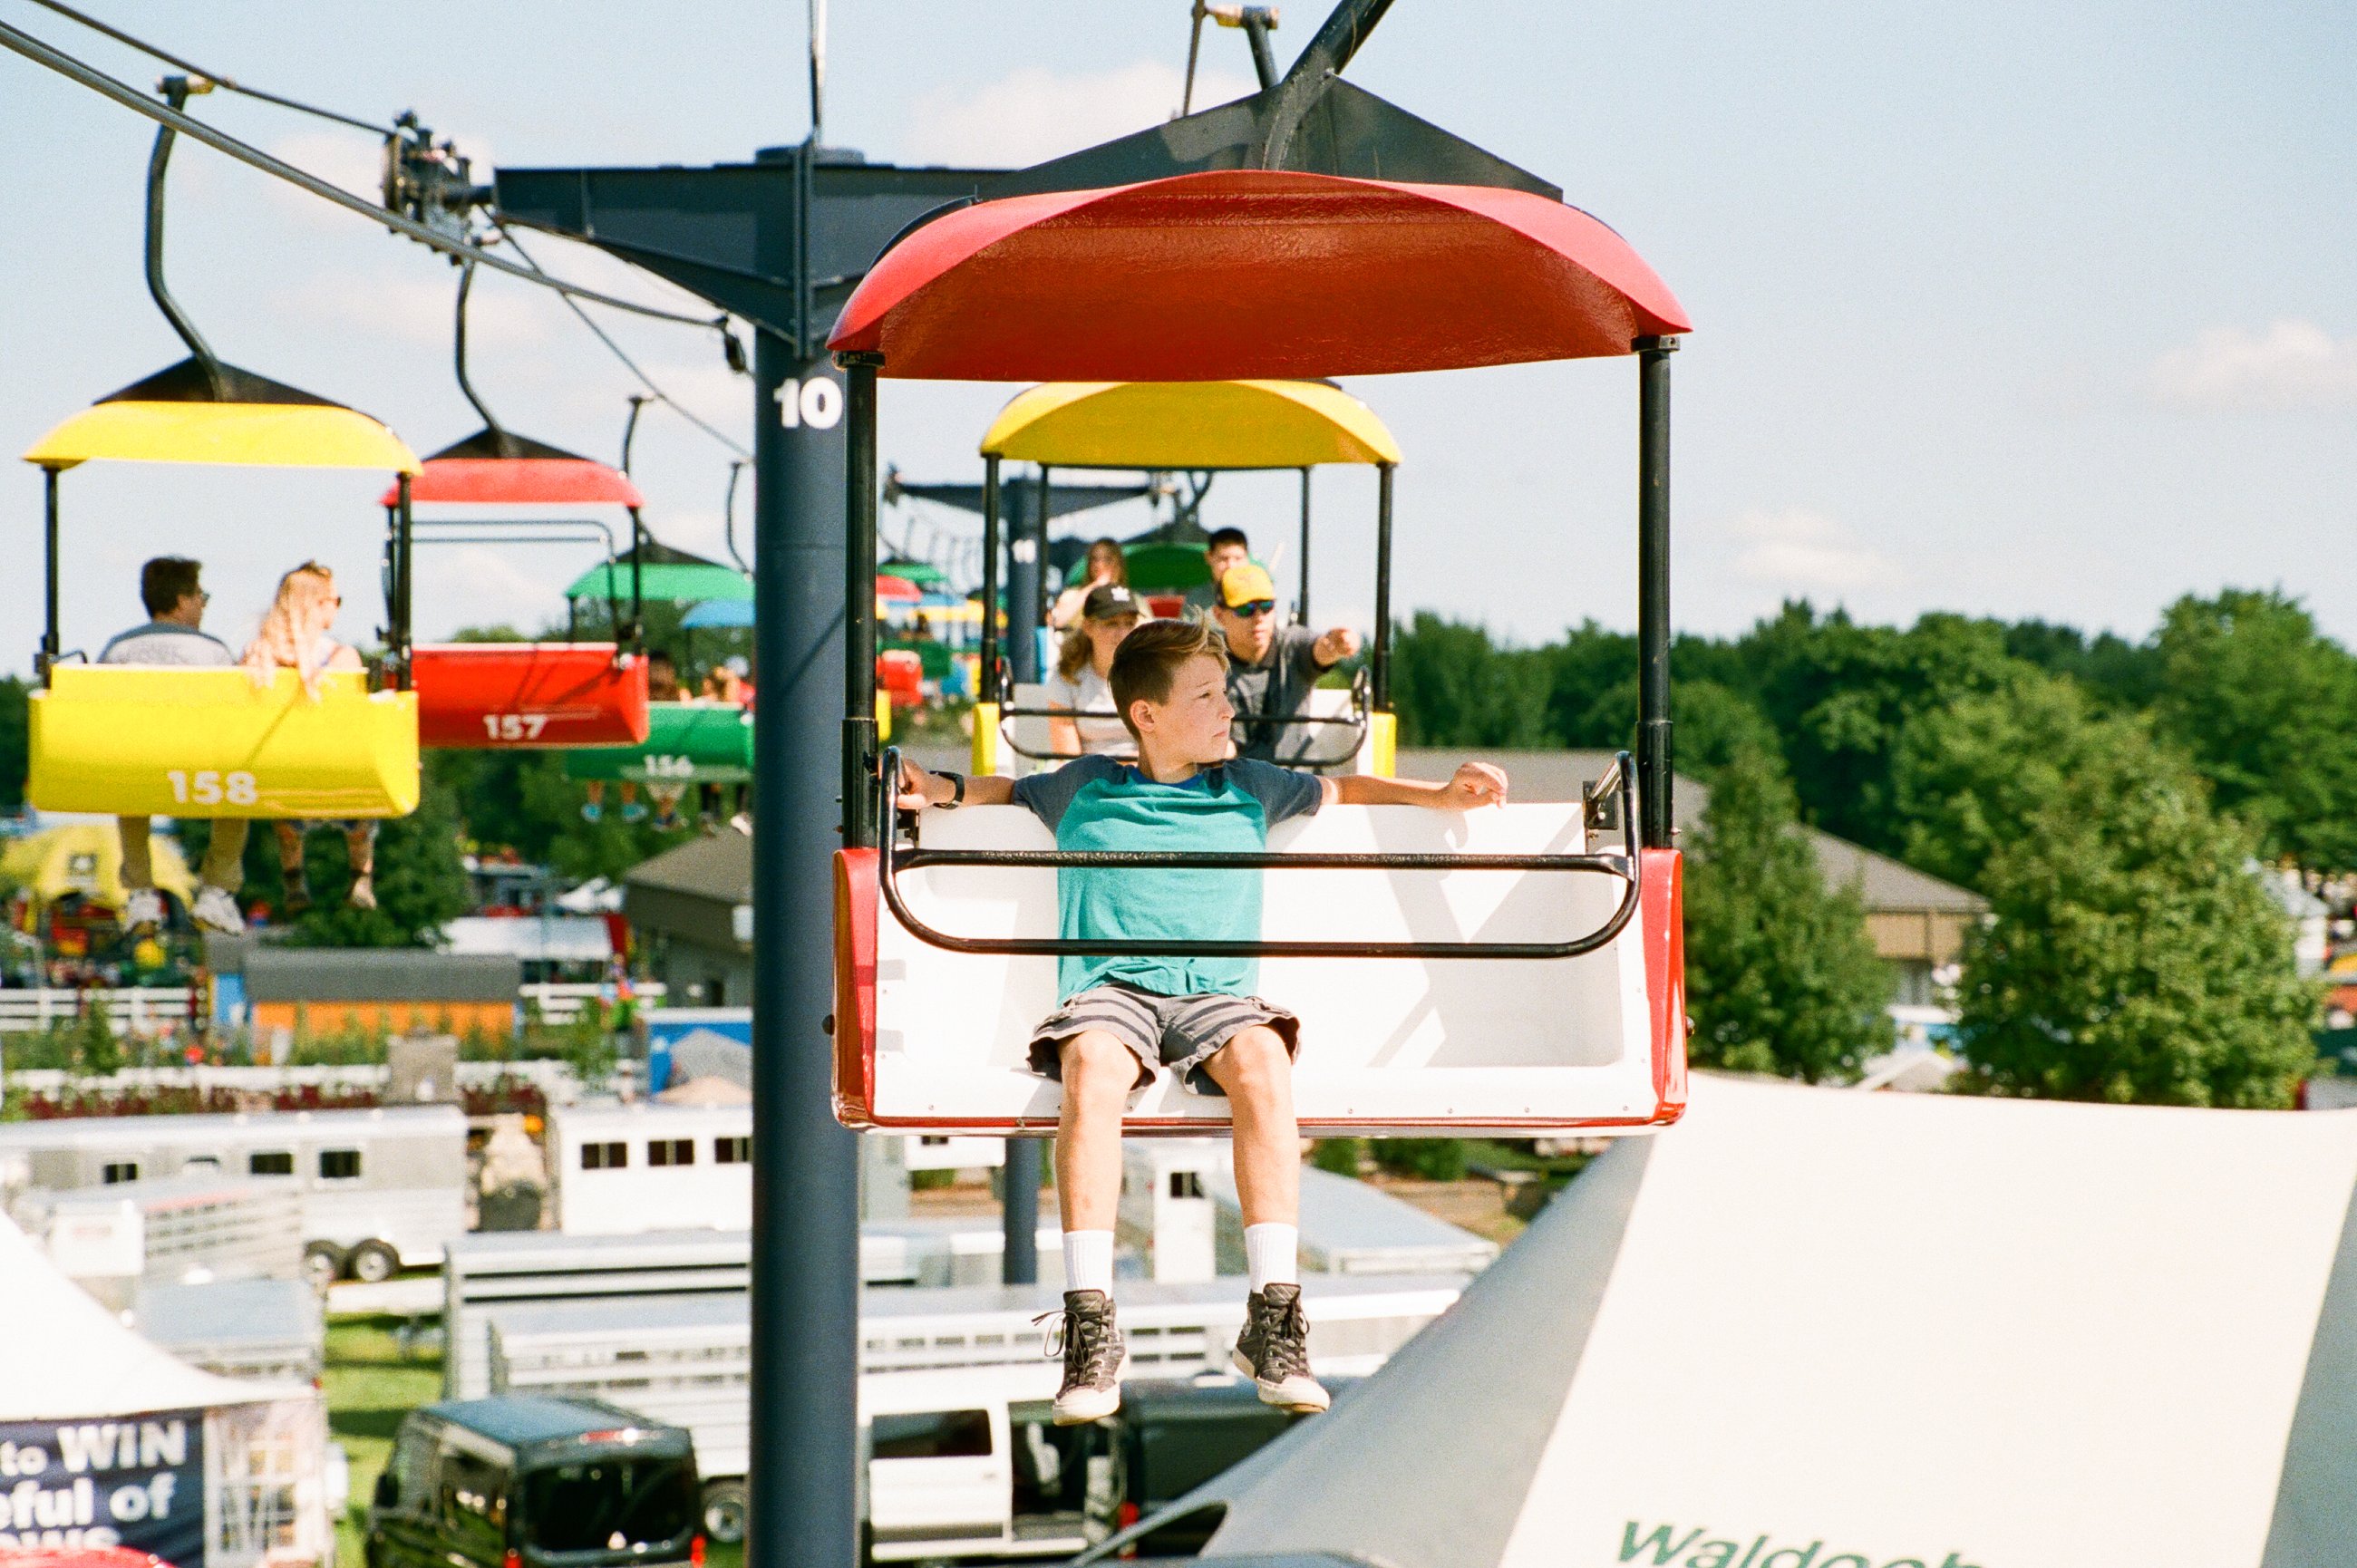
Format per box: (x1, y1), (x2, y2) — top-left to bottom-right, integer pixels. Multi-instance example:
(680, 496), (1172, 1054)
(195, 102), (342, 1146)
(875, 745), (1642, 961)
(991, 663), (1372, 770)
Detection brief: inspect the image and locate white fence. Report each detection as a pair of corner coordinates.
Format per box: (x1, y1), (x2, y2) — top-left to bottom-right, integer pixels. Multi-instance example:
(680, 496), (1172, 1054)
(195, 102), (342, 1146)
(0, 982), (664, 1035)
(522, 981), (666, 1023)
(0, 986), (193, 1035)
(2, 1060), (587, 1103)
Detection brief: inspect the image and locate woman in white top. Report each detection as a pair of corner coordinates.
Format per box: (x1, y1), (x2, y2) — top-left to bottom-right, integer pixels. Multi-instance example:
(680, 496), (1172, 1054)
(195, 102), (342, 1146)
(241, 562), (380, 915)
(1046, 583), (1143, 759)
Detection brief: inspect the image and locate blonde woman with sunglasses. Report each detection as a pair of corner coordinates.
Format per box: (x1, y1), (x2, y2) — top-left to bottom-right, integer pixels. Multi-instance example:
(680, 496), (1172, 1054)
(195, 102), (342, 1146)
(241, 563), (379, 914)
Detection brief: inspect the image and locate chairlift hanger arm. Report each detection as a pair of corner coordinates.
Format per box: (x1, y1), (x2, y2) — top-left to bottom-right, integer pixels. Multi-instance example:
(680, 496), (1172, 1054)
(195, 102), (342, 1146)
(0, 17), (727, 330)
(145, 75), (222, 398)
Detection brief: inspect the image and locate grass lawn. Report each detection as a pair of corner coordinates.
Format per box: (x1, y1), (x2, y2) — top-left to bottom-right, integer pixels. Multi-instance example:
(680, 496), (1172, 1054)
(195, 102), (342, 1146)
(324, 1315), (442, 1568)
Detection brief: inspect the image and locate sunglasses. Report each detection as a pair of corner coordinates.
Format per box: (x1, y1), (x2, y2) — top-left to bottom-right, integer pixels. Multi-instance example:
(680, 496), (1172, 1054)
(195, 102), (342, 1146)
(1227, 599), (1276, 618)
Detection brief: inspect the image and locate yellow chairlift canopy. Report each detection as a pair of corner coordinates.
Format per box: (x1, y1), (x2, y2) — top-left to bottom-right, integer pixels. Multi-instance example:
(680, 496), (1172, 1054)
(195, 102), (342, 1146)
(20, 357), (420, 475)
(979, 380), (1402, 469)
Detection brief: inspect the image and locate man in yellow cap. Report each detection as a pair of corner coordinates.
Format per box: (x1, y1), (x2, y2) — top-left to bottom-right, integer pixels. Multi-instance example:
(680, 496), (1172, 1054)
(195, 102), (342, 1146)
(1211, 562), (1362, 763)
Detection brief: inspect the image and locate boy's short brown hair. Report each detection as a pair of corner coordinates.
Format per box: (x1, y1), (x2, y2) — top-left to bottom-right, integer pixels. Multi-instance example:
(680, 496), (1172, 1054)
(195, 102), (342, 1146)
(1109, 618), (1227, 740)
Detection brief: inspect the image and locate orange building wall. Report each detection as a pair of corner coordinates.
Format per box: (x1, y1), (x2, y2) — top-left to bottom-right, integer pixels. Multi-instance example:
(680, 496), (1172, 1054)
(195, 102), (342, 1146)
(250, 1000), (516, 1036)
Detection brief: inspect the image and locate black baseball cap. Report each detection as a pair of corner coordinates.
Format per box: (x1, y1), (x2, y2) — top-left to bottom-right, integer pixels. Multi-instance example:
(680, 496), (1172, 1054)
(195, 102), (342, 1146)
(1082, 584), (1141, 621)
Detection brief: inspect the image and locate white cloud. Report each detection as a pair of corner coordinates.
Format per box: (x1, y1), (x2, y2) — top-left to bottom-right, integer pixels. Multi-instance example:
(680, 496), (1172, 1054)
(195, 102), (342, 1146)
(1729, 507), (1903, 595)
(412, 544), (573, 640)
(261, 131), (387, 222)
(2150, 319), (2357, 411)
(280, 269), (552, 351)
(901, 60), (1259, 169)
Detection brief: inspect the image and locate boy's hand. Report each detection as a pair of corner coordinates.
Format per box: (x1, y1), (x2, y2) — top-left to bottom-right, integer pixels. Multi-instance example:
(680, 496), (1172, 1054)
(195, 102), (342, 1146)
(897, 756), (945, 811)
(1438, 760), (1508, 810)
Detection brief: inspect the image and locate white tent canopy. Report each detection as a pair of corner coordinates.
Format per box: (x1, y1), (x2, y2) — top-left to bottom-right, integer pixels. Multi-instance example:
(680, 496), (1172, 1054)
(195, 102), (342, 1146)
(0, 1209), (308, 1420)
(1114, 1077), (2357, 1568)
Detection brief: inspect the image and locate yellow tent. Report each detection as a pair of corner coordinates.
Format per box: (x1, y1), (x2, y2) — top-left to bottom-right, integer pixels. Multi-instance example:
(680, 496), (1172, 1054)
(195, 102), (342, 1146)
(2, 824), (196, 909)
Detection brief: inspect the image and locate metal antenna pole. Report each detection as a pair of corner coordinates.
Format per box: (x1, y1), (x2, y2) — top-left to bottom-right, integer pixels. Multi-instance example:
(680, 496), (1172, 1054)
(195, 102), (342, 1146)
(1182, 1), (1208, 115)
(809, 0), (827, 141)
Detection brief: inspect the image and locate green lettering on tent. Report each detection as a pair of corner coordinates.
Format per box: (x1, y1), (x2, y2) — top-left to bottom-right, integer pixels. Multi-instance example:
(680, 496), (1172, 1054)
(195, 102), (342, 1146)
(1687, 1540), (1740, 1568)
(1621, 1523), (1708, 1563)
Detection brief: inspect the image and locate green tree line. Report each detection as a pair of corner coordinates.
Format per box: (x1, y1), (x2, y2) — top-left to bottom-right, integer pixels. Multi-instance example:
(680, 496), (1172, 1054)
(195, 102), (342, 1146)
(1393, 589), (2328, 1106)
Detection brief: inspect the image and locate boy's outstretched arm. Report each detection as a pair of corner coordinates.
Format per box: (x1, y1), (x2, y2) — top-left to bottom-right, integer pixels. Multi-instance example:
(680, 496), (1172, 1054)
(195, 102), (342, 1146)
(1329, 761), (1508, 810)
(897, 757), (1017, 810)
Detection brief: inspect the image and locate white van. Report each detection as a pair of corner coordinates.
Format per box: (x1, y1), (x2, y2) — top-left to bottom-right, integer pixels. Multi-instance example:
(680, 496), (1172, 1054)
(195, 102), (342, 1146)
(859, 1363), (1086, 1563)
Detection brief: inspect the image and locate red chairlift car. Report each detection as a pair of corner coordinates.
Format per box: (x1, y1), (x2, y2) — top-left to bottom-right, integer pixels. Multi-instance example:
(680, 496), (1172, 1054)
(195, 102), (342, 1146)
(827, 169), (1693, 1137)
(392, 264), (654, 750)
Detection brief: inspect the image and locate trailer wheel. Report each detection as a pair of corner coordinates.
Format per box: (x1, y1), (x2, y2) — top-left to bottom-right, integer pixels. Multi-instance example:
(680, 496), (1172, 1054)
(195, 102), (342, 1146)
(303, 1242), (348, 1288)
(348, 1241), (401, 1284)
(701, 1481), (747, 1544)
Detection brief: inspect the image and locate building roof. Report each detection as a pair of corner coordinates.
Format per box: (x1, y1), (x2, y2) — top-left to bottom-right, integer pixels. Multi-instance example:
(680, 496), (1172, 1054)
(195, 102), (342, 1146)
(134, 1277), (322, 1356)
(623, 830), (752, 952)
(243, 947), (521, 1002)
(1395, 747), (1984, 918)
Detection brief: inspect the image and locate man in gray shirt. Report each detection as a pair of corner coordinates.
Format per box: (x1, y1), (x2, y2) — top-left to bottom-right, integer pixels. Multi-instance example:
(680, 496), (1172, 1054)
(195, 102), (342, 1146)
(1211, 562), (1363, 764)
(101, 557), (247, 934)
(1179, 527), (1253, 622)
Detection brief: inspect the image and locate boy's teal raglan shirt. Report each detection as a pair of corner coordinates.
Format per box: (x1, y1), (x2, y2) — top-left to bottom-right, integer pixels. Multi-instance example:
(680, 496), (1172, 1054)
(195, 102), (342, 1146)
(1009, 754), (1324, 1001)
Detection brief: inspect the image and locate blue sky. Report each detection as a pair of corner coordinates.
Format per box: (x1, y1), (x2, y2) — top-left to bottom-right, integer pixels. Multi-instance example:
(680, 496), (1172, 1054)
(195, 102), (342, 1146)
(0, 1), (2349, 670)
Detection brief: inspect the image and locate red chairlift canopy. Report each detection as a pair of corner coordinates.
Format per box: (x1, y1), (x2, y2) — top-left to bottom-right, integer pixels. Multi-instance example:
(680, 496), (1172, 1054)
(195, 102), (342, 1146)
(828, 169), (1692, 382)
(377, 429), (646, 508)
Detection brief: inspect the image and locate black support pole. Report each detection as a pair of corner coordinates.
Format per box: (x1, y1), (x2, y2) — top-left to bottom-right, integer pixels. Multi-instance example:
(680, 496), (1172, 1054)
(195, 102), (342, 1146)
(1004, 472), (1042, 688)
(1033, 466), (1054, 641)
(393, 474), (414, 690)
(1002, 1128), (1042, 1282)
(40, 467), (60, 679)
(843, 357), (881, 851)
(1297, 467), (1313, 624)
(979, 456), (1002, 703)
(747, 320), (859, 1568)
(1371, 462), (1394, 710)
(1636, 336), (1677, 849)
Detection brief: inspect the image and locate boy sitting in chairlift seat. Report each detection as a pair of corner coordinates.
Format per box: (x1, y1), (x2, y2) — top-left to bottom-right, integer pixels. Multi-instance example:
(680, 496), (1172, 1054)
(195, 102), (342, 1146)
(896, 618), (1508, 1424)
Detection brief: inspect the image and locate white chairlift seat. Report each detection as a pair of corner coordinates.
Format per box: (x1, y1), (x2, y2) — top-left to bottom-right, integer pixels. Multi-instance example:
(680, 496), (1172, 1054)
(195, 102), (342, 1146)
(833, 763), (1686, 1137)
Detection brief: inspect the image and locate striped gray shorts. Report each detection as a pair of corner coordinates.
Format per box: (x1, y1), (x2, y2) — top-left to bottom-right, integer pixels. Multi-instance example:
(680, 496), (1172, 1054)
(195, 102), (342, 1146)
(1027, 982), (1302, 1097)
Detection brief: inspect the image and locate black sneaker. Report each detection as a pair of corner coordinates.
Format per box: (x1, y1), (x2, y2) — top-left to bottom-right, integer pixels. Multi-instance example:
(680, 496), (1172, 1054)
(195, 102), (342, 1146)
(1232, 1283), (1330, 1413)
(1039, 1290), (1124, 1425)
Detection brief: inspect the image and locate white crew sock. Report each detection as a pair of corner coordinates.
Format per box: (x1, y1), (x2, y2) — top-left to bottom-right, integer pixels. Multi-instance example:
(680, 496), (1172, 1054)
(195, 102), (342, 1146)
(1245, 1223), (1299, 1293)
(1062, 1230), (1116, 1296)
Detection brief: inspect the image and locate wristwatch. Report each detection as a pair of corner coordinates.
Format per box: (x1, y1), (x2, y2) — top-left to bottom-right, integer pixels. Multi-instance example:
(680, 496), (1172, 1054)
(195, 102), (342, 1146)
(936, 770), (966, 809)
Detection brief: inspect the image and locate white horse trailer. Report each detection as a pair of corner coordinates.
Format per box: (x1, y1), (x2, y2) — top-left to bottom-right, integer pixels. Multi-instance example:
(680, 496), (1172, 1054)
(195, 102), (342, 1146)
(481, 1274), (1461, 1548)
(545, 1103), (1003, 1234)
(12, 1170), (303, 1308)
(545, 1102), (755, 1235)
(441, 1223), (1065, 1400)
(0, 1105), (465, 1282)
